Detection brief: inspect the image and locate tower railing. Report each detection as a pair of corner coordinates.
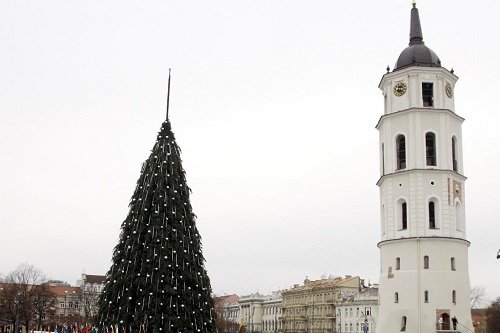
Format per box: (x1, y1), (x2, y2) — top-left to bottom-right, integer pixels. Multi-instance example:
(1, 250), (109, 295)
(434, 321), (474, 333)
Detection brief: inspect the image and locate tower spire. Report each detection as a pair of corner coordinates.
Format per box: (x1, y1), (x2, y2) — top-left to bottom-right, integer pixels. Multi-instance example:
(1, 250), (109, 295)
(409, 2), (424, 45)
(166, 68), (171, 120)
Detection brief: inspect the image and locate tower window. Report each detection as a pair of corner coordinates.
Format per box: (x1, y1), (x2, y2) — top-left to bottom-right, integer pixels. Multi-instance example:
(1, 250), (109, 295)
(429, 201), (436, 229)
(452, 136), (458, 171)
(424, 255), (429, 269)
(396, 257), (401, 270)
(382, 143), (385, 175)
(451, 257), (456, 271)
(396, 135), (406, 169)
(401, 202), (408, 230)
(395, 292), (399, 303)
(424, 290), (429, 303)
(452, 290), (456, 304)
(422, 82), (433, 107)
(401, 316), (407, 332)
(425, 132), (437, 166)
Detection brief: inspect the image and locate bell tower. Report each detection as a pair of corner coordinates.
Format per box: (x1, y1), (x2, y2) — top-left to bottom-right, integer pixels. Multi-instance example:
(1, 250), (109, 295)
(375, 3), (473, 332)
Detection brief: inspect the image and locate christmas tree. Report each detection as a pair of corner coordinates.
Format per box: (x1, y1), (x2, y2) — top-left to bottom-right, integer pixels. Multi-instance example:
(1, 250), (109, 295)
(96, 116), (216, 333)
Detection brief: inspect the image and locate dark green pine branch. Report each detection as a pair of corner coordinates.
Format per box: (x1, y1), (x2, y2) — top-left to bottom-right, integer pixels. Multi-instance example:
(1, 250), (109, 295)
(96, 120), (216, 333)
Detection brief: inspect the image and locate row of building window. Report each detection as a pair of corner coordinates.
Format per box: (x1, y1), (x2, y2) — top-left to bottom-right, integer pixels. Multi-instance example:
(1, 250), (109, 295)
(286, 292), (334, 304)
(338, 322), (371, 333)
(262, 320), (281, 332)
(395, 199), (462, 231)
(59, 301), (79, 309)
(337, 307), (372, 318)
(286, 306), (334, 316)
(395, 256), (456, 271)
(386, 134), (459, 172)
(394, 290), (457, 304)
(263, 306), (280, 315)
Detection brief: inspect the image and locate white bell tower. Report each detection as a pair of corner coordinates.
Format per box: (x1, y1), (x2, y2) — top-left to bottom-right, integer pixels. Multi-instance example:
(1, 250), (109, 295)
(375, 3), (473, 333)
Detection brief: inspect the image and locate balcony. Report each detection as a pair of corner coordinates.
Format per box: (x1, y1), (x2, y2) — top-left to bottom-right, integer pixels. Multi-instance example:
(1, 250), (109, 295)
(435, 322), (461, 333)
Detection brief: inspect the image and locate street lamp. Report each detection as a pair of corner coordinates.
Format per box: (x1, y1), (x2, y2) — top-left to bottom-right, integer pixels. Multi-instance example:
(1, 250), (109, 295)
(64, 291), (68, 320)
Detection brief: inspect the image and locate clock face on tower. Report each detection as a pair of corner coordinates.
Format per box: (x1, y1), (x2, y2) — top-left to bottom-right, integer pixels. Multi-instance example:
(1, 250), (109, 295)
(393, 82), (407, 97)
(445, 83), (453, 98)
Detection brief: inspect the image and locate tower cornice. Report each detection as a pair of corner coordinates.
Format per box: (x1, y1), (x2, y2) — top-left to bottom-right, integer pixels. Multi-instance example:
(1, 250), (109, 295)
(379, 66), (458, 90)
(376, 168), (467, 187)
(377, 236), (470, 248)
(375, 107), (464, 130)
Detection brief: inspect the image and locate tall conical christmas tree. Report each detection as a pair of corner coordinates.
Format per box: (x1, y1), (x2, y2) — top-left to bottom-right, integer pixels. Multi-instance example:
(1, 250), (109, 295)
(96, 88), (215, 333)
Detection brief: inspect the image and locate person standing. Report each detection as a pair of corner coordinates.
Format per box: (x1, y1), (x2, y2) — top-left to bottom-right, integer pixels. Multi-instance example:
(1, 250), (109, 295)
(363, 319), (369, 333)
(452, 316), (458, 330)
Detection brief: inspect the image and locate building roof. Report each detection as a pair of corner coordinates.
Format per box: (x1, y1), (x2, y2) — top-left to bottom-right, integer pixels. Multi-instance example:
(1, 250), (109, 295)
(283, 275), (360, 294)
(83, 274), (106, 284)
(213, 294), (240, 307)
(47, 285), (82, 297)
(359, 287), (379, 297)
(394, 4), (441, 71)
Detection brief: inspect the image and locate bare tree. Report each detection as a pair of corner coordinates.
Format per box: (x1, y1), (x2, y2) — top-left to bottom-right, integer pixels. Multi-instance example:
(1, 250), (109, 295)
(0, 264), (48, 333)
(0, 280), (21, 329)
(32, 283), (57, 329)
(470, 286), (487, 309)
(486, 297), (500, 332)
(80, 289), (99, 322)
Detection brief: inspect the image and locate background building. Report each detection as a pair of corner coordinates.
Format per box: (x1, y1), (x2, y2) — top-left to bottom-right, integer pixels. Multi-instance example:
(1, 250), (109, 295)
(77, 274), (105, 320)
(214, 294), (240, 333)
(46, 281), (84, 325)
(335, 286), (378, 333)
(281, 276), (360, 333)
(261, 292), (282, 333)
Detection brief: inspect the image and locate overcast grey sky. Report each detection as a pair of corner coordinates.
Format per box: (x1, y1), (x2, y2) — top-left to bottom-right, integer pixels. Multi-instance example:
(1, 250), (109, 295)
(1, 0), (499, 302)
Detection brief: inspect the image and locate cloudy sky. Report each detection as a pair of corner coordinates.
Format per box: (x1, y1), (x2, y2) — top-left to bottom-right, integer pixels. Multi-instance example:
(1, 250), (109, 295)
(1, 0), (499, 303)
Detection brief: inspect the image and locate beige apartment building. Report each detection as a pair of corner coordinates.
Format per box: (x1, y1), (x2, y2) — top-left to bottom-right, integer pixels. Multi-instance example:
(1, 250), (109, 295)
(281, 276), (361, 333)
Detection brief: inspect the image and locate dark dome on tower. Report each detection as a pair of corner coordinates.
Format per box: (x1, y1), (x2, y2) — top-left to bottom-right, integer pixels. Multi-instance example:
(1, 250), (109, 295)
(393, 3), (441, 71)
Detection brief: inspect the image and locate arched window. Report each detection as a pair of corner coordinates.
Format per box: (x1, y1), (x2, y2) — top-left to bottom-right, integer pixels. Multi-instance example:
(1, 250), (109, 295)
(452, 136), (458, 171)
(401, 202), (408, 230)
(395, 292), (399, 303)
(396, 135), (406, 169)
(396, 257), (401, 270)
(422, 82), (434, 107)
(397, 199), (408, 230)
(451, 257), (456, 271)
(401, 202), (408, 229)
(429, 201), (436, 229)
(382, 143), (385, 175)
(401, 316), (407, 332)
(452, 290), (456, 304)
(424, 255), (429, 269)
(426, 132), (437, 166)
(382, 204), (386, 236)
(424, 290), (429, 303)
